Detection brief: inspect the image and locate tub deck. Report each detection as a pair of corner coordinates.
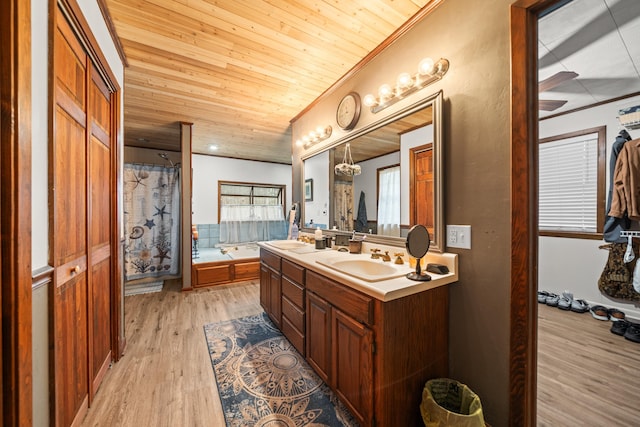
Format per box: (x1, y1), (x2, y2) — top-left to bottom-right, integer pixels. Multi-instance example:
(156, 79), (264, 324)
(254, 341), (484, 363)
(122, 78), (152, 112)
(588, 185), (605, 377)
(191, 244), (260, 288)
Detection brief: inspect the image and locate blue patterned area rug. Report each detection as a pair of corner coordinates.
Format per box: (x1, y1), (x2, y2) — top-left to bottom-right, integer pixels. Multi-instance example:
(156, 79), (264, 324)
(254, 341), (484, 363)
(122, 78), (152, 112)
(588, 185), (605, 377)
(204, 313), (359, 427)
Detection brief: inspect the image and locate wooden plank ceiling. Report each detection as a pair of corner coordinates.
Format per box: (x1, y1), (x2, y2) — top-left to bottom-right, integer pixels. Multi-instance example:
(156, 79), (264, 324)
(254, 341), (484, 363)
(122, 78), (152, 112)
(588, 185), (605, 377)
(105, 0), (431, 164)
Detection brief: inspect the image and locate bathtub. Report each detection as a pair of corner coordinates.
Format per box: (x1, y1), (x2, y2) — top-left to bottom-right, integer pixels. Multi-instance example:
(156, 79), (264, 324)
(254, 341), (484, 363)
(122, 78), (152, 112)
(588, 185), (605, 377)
(191, 243), (261, 288)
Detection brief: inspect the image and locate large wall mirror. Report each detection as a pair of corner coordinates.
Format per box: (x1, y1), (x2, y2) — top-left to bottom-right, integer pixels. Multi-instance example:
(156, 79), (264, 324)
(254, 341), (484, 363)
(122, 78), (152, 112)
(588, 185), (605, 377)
(302, 90), (444, 252)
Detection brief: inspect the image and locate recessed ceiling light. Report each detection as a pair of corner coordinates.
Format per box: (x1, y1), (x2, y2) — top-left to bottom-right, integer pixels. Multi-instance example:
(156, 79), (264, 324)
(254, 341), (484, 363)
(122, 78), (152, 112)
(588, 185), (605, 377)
(208, 144), (218, 151)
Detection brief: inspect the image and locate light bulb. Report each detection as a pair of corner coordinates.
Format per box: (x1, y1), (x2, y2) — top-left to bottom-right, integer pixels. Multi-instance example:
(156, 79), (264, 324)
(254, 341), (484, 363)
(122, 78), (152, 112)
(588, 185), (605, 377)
(378, 83), (393, 99)
(396, 72), (413, 89)
(363, 94), (377, 107)
(418, 57), (435, 75)
(316, 125), (325, 135)
(295, 139), (303, 147)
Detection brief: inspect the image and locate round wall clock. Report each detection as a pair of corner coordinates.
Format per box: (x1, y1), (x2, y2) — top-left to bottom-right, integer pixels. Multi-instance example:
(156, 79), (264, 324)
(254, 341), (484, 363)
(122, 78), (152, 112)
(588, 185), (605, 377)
(336, 92), (361, 131)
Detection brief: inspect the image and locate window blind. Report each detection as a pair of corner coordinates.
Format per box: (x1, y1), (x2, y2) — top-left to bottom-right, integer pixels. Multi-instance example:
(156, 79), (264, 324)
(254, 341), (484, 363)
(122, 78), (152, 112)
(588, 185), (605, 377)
(538, 133), (598, 233)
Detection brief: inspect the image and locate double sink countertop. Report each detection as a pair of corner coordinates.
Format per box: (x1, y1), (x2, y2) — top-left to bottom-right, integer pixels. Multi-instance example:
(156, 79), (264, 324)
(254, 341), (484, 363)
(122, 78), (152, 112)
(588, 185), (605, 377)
(257, 239), (458, 302)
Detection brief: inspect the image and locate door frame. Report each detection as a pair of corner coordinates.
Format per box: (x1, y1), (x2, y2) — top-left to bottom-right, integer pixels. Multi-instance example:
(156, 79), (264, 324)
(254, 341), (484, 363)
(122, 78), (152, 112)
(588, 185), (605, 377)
(510, 0), (563, 425)
(1, 0), (33, 425)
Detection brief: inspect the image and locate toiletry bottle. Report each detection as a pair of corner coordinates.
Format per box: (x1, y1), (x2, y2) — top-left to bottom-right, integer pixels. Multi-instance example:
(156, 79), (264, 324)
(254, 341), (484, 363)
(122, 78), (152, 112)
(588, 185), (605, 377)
(314, 226), (323, 241)
(291, 222), (299, 240)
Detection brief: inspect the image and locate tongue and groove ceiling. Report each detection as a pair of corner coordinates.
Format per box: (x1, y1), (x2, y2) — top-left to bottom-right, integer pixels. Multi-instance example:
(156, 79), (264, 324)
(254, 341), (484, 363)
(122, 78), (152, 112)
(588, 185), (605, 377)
(104, 0), (640, 164)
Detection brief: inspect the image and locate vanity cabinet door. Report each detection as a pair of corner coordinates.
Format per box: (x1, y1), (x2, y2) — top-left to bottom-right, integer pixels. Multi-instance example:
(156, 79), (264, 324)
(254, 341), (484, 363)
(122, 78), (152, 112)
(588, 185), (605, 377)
(306, 292), (332, 384)
(259, 261), (281, 329)
(332, 308), (373, 426)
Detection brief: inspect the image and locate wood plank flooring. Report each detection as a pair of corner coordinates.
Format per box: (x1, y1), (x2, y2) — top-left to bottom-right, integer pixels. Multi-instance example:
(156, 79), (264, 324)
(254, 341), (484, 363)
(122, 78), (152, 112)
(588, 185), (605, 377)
(80, 279), (262, 427)
(537, 304), (640, 426)
(80, 280), (640, 426)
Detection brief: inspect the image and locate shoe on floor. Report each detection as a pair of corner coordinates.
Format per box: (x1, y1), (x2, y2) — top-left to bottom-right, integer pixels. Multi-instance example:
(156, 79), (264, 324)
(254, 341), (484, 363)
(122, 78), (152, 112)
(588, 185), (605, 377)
(623, 323), (640, 343)
(557, 295), (572, 310)
(570, 299), (589, 314)
(590, 305), (610, 321)
(545, 293), (559, 307)
(611, 320), (631, 336)
(537, 290), (549, 304)
(608, 308), (626, 322)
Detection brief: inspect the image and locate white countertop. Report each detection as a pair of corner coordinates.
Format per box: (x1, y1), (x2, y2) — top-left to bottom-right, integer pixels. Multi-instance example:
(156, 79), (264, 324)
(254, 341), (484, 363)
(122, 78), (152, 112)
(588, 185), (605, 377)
(258, 240), (458, 302)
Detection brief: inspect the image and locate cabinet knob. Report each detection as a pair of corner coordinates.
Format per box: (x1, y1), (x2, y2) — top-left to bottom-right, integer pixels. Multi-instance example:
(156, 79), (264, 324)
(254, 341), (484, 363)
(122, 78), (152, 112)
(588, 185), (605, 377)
(72, 265), (81, 274)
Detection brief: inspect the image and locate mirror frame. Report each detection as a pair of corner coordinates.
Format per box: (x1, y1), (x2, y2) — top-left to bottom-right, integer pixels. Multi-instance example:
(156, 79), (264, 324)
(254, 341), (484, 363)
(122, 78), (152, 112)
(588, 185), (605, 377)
(301, 90), (444, 252)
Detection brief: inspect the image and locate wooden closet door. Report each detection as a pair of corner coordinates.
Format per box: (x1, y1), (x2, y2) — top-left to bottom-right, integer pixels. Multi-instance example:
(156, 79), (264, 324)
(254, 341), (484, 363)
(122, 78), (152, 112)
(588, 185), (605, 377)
(52, 11), (89, 426)
(87, 66), (113, 399)
(411, 145), (434, 235)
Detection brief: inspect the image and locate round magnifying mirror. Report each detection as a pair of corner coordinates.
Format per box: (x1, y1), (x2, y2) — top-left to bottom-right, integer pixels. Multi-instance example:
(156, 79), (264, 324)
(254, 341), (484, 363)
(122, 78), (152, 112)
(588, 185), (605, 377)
(405, 225), (431, 281)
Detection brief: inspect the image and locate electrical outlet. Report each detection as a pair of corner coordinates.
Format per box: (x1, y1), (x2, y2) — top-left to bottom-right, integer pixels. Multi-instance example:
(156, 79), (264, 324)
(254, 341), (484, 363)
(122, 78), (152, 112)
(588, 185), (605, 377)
(446, 225), (471, 249)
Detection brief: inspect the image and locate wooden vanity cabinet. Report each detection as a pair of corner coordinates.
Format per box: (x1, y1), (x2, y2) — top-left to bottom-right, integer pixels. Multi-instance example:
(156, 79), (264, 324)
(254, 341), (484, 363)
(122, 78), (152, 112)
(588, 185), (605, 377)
(259, 248), (281, 328)
(306, 270), (374, 426)
(306, 269), (449, 427)
(260, 249), (449, 426)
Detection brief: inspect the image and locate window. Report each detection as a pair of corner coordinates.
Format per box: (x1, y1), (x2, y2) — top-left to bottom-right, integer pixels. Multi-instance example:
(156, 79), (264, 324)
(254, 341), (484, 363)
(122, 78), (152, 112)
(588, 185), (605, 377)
(218, 181), (285, 218)
(538, 126), (605, 238)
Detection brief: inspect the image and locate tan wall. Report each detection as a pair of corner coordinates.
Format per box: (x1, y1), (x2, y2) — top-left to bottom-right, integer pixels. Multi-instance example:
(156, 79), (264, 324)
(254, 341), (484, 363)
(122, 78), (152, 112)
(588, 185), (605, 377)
(292, 0), (513, 424)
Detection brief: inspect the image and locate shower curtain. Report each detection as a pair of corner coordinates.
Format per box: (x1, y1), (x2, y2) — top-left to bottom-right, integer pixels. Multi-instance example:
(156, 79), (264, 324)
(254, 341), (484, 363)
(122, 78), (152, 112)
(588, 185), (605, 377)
(123, 163), (181, 281)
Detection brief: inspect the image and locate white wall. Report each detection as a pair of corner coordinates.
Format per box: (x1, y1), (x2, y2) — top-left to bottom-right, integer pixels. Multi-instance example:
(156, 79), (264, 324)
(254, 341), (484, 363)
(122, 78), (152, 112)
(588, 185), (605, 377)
(192, 154), (292, 225)
(353, 152), (400, 221)
(539, 95), (640, 320)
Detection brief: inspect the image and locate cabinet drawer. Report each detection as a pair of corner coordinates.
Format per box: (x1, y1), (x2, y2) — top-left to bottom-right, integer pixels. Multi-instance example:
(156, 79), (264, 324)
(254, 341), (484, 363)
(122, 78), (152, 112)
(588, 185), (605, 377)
(282, 259), (305, 284)
(306, 270), (373, 325)
(260, 248), (280, 270)
(282, 315), (305, 356)
(282, 277), (304, 309)
(282, 296), (304, 332)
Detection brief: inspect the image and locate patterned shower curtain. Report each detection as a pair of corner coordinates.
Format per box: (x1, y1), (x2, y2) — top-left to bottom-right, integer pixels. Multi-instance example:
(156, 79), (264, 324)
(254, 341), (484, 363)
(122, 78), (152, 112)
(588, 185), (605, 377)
(124, 163), (181, 281)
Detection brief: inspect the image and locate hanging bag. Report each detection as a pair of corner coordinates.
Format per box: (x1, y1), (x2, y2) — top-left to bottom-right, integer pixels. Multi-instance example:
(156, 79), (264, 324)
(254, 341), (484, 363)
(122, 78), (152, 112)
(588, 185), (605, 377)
(598, 242), (640, 301)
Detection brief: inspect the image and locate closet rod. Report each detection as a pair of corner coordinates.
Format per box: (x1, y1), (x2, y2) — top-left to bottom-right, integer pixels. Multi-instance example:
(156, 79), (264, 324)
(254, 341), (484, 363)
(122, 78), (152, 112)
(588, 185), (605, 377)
(619, 231), (640, 237)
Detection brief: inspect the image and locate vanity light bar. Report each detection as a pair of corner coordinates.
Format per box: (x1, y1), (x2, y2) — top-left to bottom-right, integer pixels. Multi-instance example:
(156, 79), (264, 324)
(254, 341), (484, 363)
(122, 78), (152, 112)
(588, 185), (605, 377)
(296, 125), (333, 149)
(364, 58), (449, 114)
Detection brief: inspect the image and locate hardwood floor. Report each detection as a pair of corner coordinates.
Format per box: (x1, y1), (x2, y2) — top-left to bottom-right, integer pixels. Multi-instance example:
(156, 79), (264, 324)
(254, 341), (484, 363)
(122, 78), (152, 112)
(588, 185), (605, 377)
(537, 304), (640, 426)
(80, 281), (640, 426)
(80, 279), (262, 427)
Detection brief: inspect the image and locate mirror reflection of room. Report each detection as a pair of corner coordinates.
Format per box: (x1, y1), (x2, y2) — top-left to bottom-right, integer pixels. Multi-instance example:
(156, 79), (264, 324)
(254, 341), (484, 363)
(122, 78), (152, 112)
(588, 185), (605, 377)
(302, 102), (435, 240)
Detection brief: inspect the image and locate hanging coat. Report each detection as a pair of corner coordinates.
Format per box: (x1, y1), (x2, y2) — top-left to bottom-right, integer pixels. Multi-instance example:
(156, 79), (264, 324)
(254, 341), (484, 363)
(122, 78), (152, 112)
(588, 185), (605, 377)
(604, 130), (632, 242)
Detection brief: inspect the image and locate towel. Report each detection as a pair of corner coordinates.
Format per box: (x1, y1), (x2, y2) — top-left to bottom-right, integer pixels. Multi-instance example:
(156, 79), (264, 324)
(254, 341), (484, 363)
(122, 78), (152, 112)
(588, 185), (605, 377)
(355, 191), (368, 232)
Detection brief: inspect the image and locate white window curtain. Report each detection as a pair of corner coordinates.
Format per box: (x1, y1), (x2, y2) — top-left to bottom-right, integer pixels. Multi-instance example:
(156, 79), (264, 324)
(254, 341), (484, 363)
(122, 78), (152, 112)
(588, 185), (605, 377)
(377, 166), (401, 236)
(539, 133), (598, 233)
(219, 205), (286, 243)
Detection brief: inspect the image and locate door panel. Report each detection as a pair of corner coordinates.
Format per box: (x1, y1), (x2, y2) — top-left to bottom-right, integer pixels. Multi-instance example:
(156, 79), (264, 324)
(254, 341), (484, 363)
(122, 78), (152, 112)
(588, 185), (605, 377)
(305, 292), (332, 384)
(332, 309), (373, 426)
(411, 144), (434, 235)
(53, 13), (89, 425)
(52, 8), (116, 424)
(54, 275), (89, 427)
(87, 42), (114, 401)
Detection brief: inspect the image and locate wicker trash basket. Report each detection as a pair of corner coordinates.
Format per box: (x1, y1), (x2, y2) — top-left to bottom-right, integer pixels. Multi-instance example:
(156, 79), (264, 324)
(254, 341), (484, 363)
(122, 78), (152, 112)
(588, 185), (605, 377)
(420, 378), (485, 427)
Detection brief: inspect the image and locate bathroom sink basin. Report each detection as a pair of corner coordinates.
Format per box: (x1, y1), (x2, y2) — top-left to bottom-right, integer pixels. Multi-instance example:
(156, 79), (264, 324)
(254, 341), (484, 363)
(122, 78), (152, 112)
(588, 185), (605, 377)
(317, 257), (408, 282)
(265, 240), (308, 250)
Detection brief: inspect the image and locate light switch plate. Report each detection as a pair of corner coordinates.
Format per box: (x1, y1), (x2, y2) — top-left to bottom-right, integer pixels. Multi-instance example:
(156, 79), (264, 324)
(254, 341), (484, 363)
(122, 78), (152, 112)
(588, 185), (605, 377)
(447, 225), (471, 249)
